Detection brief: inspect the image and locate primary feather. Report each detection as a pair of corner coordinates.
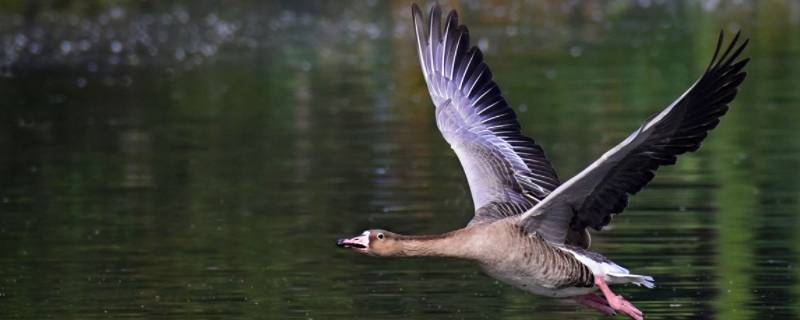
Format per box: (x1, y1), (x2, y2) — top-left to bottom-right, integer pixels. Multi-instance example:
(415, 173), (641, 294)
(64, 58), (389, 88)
(411, 4), (561, 226)
(520, 32), (749, 247)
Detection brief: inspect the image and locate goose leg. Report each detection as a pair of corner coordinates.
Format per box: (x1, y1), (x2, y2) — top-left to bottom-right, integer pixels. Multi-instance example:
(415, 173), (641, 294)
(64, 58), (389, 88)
(594, 277), (643, 320)
(574, 293), (616, 316)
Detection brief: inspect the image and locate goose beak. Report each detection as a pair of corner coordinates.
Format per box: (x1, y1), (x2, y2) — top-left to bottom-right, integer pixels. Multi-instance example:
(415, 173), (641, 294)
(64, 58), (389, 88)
(336, 234), (369, 252)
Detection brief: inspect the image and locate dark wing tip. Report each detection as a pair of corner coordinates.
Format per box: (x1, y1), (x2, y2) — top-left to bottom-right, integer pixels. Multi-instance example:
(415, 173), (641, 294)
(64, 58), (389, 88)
(709, 30), (749, 71)
(411, 4), (420, 26)
(429, 2), (442, 22)
(411, 2), (421, 13)
(411, 3), (423, 26)
(427, 3), (443, 44)
(445, 8), (459, 25)
(707, 31), (725, 71)
(723, 37), (749, 65)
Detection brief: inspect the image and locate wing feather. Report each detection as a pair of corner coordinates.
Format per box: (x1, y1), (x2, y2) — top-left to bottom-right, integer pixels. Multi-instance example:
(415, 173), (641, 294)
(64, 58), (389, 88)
(411, 4), (561, 225)
(519, 31), (750, 246)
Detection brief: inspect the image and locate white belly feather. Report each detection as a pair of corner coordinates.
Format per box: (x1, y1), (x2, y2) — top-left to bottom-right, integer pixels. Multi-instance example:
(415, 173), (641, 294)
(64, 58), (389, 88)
(556, 247), (655, 288)
(480, 247), (654, 299)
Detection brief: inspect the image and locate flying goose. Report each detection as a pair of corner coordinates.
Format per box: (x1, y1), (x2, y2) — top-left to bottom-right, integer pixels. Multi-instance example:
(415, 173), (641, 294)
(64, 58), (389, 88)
(337, 4), (748, 319)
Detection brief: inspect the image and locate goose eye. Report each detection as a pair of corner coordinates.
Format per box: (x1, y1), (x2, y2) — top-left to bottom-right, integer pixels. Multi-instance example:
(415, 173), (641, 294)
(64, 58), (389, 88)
(377, 233), (384, 240)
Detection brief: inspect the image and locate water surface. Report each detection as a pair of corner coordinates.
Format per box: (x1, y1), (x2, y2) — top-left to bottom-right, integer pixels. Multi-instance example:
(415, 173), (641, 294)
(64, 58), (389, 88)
(1, 1), (800, 319)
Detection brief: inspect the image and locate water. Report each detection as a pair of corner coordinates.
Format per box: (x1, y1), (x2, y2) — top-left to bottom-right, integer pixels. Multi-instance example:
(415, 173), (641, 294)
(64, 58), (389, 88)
(1, 1), (800, 319)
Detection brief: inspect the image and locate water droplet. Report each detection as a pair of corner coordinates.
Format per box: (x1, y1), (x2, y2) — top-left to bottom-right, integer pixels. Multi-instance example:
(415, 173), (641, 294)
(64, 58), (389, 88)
(478, 38), (489, 51)
(108, 55), (120, 65)
(570, 46), (583, 57)
(28, 42), (42, 55)
(79, 39), (91, 51)
(110, 7), (124, 20)
(206, 13), (218, 25)
(174, 48), (185, 61)
(60, 41), (73, 54)
(110, 41), (122, 53)
(200, 44), (216, 56)
(14, 34), (28, 47)
(175, 8), (190, 24)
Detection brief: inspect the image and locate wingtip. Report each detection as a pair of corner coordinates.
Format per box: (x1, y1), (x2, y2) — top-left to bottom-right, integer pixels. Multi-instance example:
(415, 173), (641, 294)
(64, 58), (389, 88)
(739, 57), (751, 68)
(729, 30), (742, 47)
(739, 37), (751, 52)
(427, 2), (443, 45)
(707, 31), (725, 71)
(722, 32), (749, 67)
(429, 2), (442, 18)
(445, 8), (459, 27)
(708, 30), (750, 70)
(411, 3), (422, 23)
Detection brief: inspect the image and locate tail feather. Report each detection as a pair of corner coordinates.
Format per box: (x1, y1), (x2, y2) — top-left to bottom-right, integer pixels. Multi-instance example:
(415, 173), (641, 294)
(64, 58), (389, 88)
(607, 272), (655, 289)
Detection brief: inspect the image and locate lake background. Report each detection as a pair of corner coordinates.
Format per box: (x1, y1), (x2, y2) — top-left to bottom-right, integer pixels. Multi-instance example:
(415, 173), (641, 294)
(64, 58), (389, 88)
(1, 0), (799, 319)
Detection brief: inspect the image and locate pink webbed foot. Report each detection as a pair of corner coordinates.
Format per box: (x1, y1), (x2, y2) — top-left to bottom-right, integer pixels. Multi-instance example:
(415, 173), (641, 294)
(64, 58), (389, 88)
(575, 294), (616, 316)
(594, 276), (644, 320)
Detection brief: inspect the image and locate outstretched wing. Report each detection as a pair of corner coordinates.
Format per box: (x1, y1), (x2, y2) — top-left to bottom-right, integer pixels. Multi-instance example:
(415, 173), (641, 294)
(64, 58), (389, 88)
(520, 32), (749, 246)
(411, 4), (560, 225)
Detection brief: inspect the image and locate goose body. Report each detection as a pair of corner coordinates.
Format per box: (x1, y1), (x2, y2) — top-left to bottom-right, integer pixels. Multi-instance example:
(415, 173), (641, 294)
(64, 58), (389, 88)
(476, 221), (653, 299)
(474, 221), (601, 298)
(338, 4), (748, 319)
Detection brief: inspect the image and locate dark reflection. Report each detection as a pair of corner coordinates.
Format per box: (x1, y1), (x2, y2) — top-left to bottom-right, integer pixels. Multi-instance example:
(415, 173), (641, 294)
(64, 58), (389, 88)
(1, 1), (799, 319)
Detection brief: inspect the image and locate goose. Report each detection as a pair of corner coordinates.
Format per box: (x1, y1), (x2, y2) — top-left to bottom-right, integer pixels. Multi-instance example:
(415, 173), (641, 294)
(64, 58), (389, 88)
(337, 3), (748, 319)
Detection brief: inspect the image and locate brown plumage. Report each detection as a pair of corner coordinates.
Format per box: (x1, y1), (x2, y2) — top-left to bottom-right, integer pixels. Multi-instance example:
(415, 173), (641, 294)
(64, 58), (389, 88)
(337, 3), (748, 320)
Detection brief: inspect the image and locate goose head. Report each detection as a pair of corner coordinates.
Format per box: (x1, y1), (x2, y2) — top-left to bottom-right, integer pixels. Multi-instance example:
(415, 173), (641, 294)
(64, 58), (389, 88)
(337, 229), (396, 256)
